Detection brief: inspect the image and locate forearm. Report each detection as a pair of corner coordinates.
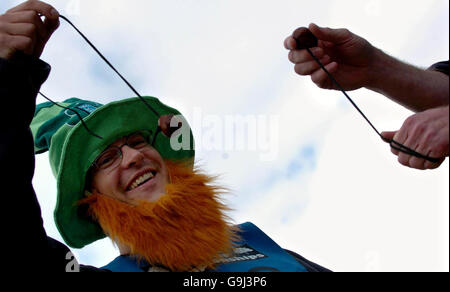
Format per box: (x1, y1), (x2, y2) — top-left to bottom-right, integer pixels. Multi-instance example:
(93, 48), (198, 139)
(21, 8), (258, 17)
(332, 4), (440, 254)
(366, 49), (449, 112)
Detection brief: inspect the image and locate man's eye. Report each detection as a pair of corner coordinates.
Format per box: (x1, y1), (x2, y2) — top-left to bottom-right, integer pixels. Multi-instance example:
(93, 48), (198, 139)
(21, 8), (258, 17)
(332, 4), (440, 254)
(128, 136), (148, 148)
(130, 140), (146, 148)
(98, 153), (116, 167)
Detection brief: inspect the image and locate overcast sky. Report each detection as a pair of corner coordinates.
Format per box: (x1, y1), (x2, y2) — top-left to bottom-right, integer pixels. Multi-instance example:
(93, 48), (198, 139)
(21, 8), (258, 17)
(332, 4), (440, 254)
(2, 0), (448, 271)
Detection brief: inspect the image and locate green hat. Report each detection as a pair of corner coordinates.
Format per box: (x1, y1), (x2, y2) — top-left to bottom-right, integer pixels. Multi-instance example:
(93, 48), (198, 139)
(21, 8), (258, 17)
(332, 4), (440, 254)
(31, 96), (195, 248)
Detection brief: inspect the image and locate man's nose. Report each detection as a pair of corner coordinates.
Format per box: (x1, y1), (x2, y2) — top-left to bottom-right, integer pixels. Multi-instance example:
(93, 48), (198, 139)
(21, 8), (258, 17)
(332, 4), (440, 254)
(121, 145), (144, 168)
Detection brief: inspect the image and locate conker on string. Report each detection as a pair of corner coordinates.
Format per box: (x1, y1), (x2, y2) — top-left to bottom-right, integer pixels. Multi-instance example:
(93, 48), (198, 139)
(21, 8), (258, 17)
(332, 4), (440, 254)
(293, 27), (318, 49)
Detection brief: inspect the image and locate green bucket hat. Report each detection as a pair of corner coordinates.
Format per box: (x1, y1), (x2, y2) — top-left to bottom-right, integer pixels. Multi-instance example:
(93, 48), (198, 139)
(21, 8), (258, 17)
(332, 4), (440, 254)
(31, 96), (195, 249)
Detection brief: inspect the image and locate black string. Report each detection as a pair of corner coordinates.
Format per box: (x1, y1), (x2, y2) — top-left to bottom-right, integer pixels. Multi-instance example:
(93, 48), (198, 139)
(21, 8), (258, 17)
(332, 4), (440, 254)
(305, 48), (441, 164)
(42, 15), (438, 162)
(150, 126), (162, 146)
(57, 15), (160, 118)
(39, 14), (162, 141)
(38, 92), (103, 140)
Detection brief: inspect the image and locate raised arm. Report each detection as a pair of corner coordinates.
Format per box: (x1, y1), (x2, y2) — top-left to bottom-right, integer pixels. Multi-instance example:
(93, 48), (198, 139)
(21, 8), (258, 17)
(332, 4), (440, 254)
(284, 24), (449, 170)
(0, 1), (77, 271)
(284, 23), (449, 112)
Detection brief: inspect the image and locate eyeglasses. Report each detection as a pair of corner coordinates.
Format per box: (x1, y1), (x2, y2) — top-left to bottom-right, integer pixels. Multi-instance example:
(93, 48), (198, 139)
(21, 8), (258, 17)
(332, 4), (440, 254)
(92, 130), (153, 171)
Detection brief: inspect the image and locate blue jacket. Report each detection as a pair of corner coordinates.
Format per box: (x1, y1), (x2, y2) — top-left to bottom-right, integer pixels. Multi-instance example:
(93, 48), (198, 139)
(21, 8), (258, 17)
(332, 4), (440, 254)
(102, 222), (327, 272)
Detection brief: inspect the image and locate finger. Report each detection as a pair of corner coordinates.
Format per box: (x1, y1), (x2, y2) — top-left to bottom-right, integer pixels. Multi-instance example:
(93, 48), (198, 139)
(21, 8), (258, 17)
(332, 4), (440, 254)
(4, 11), (47, 40)
(391, 148), (399, 156)
(0, 23), (39, 51)
(380, 131), (396, 143)
(7, 1), (59, 21)
(294, 55), (331, 76)
(390, 124), (410, 160)
(397, 133), (418, 168)
(309, 23), (351, 45)
(310, 62), (338, 89)
(390, 130), (409, 162)
(0, 22), (41, 43)
(288, 47), (324, 64)
(8, 34), (35, 55)
(397, 152), (411, 168)
(10, 10), (59, 39)
(393, 128), (408, 146)
(408, 158), (426, 170)
(381, 131), (399, 156)
(407, 144), (426, 170)
(284, 36), (297, 50)
(424, 151), (445, 170)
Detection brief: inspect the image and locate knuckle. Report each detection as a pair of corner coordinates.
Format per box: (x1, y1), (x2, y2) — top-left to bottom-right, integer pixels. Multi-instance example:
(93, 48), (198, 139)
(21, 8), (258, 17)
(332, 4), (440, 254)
(403, 115), (416, 127)
(294, 64), (306, 75)
(342, 28), (351, 37)
(392, 131), (402, 142)
(311, 79), (321, 88)
(289, 50), (308, 63)
(410, 159), (424, 170)
(390, 147), (398, 156)
(25, 10), (39, 21)
(311, 75), (326, 88)
(26, 10), (38, 17)
(398, 155), (409, 166)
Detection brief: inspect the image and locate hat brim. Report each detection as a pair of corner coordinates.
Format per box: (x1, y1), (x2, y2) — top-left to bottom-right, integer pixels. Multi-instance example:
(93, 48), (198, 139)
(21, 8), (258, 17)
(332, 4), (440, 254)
(54, 97), (195, 248)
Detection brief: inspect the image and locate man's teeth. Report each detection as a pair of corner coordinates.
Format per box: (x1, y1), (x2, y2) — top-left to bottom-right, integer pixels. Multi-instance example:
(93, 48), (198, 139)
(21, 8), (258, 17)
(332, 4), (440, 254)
(129, 172), (154, 191)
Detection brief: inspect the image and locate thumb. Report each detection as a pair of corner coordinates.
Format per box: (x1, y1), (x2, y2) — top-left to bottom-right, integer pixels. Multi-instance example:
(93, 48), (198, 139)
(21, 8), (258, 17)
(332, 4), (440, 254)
(309, 23), (351, 44)
(380, 131), (397, 143)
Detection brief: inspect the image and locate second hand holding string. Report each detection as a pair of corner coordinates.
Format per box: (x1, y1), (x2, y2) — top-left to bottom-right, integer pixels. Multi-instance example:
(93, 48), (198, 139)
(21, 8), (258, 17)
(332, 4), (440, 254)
(292, 27), (441, 164)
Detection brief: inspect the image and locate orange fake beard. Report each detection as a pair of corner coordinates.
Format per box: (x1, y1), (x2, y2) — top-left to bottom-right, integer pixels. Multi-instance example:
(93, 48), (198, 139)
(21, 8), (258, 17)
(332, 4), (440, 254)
(80, 161), (239, 272)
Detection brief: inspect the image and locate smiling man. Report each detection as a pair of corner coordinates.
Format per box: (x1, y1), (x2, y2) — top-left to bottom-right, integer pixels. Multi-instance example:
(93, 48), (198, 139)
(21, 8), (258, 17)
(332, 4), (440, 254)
(1, 1), (329, 272)
(31, 93), (234, 272)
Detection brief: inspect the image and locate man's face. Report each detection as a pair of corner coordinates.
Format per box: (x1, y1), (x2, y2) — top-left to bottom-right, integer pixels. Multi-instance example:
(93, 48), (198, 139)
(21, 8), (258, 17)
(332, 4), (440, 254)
(91, 133), (169, 202)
